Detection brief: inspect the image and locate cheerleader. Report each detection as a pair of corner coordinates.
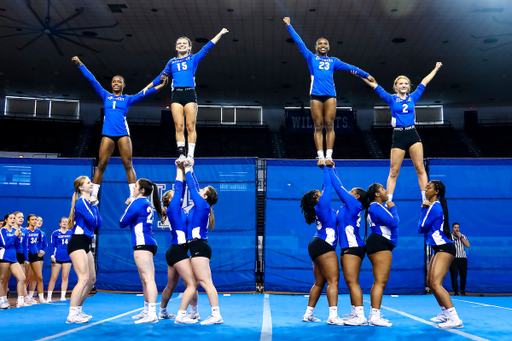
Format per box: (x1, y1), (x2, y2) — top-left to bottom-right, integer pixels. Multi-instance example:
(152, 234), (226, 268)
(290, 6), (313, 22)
(300, 164), (344, 325)
(66, 176), (102, 324)
(13, 212), (29, 272)
(180, 161), (222, 325)
(358, 63), (442, 203)
(159, 161), (200, 324)
(418, 180), (463, 329)
(283, 17), (374, 165)
(25, 214), (45, 303)
(365, 183), (399, 327)
(142, 28), (229, 162)
(47, 217), (73, 302)
(0, 214), (30, 308)
(71, 56), (168, 203)
(120, 178), (163, 324)
(28, 216), (47, 301)
(329, 167), (368, 326)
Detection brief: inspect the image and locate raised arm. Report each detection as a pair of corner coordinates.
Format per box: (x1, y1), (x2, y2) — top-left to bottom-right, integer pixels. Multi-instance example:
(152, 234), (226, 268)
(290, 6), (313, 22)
(185, 167), (207, 208)
(330, 167), (360, 209)
(72, 56), (108, 100)
(421, 62), (442, 87)
(316, 166), (332, 211)
(283, 17), (313, 60)
(335, 59), (372, 79)
(211, 28), (229, 44)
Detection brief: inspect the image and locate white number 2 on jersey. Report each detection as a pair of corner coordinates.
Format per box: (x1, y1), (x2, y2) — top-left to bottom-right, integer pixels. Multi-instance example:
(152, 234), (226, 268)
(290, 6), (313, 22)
(319, 62), (330, 70)
(146, 206), (154, 224)
(402, 104), (409, 113)
(177, 62), (188, 71)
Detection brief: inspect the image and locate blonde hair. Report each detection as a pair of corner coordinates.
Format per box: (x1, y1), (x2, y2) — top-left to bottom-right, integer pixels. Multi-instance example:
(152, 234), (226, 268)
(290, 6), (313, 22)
(315, 37), (329, 53)
(67, 176), (88, 230)
(393, 75), (412, 94)
(176, 36), (193, 56)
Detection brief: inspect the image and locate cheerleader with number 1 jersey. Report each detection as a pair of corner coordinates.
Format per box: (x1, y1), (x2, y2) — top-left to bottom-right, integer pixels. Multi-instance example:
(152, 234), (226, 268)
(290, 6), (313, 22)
(120, 178), (163, 324)
(72, 56), (168, 204)
(47, 217), (73, 302)
(283, 17), (374, 165)
(300, 164), (344, 325)
(358, 63), (442, 204)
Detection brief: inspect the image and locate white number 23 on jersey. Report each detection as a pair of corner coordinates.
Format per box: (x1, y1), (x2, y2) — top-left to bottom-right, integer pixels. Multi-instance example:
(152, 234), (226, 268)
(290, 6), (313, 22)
(319, 62), (330, 70)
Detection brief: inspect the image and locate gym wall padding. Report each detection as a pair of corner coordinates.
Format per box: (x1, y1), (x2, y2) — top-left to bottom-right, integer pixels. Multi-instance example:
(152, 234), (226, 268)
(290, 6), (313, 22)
(96, 157), (256, 292)
(429, 158), (512, 293)
(0, 157), (93, 290)
(264, 159), (426, 294)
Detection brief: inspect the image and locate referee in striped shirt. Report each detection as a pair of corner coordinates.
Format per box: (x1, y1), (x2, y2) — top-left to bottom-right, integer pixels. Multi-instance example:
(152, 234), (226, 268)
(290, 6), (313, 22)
(449, 222), (470, 296)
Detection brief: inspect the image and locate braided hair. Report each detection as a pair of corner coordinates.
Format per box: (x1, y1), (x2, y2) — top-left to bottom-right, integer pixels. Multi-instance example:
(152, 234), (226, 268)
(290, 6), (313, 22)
(364, 183), (381, 242)
(300, 190), (320, 225)
(430, 180), (451, 241)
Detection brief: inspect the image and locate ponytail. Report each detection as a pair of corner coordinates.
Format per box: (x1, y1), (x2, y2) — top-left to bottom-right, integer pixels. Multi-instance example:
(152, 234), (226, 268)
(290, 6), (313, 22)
(161, 190), (173, 226)
(209, 207), (215, 231)
(68, 176), (87, 230)
(204, 186), (218, 231)
(151, 182), (163, 220)
(431, 180), (451, 241)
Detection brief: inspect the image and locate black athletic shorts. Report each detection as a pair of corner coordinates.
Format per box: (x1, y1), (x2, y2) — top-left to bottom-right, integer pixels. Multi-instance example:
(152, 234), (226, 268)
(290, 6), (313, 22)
(102, 134), (130, 143)
(310, 95), (336, 103)
(188, 239), (212, 259)
(0, 259), (14, 264)
(171, 87), (197, 106)
(133, 244), (158, 256)
(166, 244), (189, 267)
(28, 252), (40, 263)
(365, 233), (395, 255)
(432, 243), (456, 257)
(16, 252), (25, 264)
(308, 237), (335, 261)
(38, 256), (44, 262)
(341, 246), (366, 260)
(56, 260), (72, 264)
(67, 235), (92, 255)
(392, 126), (421, 150)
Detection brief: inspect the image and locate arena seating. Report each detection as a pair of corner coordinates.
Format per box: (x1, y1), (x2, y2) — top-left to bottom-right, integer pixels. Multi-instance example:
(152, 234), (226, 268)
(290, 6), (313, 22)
(465, 123), (512, 157)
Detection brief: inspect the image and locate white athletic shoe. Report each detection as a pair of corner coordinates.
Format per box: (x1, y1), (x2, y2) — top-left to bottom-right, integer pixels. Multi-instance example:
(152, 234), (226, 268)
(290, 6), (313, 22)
(60, 297), (67, 301)
(25, 297), (37, 305)
(302, 314), (321, 322)
(187, 311), (200, 320)
(175, 314), (199, 324)
(80, 311), (93, 320)
(134, 314), (159, 324)
(340, 313), (356, 322)
(326, 315), (345, 325)
(200, 314), (224, 325)
(430, 312), (449, 323)
(324, 156), (334, 166)
(66, 314), (90, 324)
(132, 311), (147, 319)
(369, 315), (393, 327)
(316, 157), (326, 167)
(438, 317), (463, 329)
(176, 154), (186, 165)
(158, 311), (176, 319)
(184, 156), (194, 167)
(343, 315), (368, 326)
(1, 302), (10, 309)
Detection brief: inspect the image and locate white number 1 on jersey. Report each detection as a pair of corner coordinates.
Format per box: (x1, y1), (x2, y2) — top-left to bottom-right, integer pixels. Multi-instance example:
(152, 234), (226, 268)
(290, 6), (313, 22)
(112, 101), (116, 109)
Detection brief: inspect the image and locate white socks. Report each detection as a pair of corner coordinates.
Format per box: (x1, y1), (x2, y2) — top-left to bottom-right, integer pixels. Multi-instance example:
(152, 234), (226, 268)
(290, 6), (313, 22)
(188, 143), (196, 158)
(178, 309), (186, 316)
(328, 306), (337, 319)
(447, 307), (459, 319)
(317, 150), (325, 159)
(148, 303), (157, 316)
(129, 183), (136, 197)
(387, 194), (393, 202)
(177, 141), (186, 148)
(61, 291), (66, 300)
(421, 190), (426, 201)
(160, 307), (167, 314)
(92, 184), (100, 198)
(326, 149), (333, 159)
(69, 306), (80, 316)
(305, 306), (314, 316)
(38, 293), (44, 301)
(370, 308), (381, 318)
(211, 306), (220, 316)
(29, 291), (34, 297)
(190, 304), (198, 314)
(47, 291), (52, 301)
(17, 296), (24, 305)
(143, 301), (149, 313)
(354, 306), (364, 317)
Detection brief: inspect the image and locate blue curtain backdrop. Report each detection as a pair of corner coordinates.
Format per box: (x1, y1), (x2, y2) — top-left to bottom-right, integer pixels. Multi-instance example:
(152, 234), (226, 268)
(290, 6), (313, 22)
(0, 158), (93, 290)
(264, 159), (425, 294)
(429, 159), (512, 293)
(96, 157), (256, 292)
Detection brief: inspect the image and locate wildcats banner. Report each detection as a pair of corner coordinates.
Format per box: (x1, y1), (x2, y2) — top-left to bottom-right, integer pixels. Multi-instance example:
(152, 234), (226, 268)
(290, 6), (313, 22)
(285, 109), (355, 134)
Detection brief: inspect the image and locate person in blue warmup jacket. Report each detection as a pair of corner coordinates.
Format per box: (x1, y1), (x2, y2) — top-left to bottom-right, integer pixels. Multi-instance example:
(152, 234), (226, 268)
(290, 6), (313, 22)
(142, 28), (229, 163)
(120, 178), (163, 324)
(418, 180), (463, 329)
(47, 217), (73, 302)
(66, 176), (102, 324)
(365, 183), (400, 327)
(283, 17), (374, 166)
(300, 164), (344, 325)
(358, 63), (443, 203)
(72, 56), (168, 203)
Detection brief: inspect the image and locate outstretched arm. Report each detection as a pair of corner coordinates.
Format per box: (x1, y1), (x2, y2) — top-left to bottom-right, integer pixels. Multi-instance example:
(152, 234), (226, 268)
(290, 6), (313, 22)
(72, 56), (108, 100)
(316, 166), (332, 211)
(421, 62), (442, 87)
(283, 17), (313, 60)
(355, 70), (378, 89)
(211, 28), (229, 44)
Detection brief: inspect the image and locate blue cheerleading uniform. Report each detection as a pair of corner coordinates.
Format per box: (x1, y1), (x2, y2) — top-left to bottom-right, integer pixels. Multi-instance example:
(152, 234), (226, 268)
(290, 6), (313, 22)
(374, 84), (426, 128)
(313, 167), (338, 247)
(152, 41), (215, 89)
(286, 25), (369, 97)
(14, 227), (29, 261)
(329, 168), (365, 249)
(27, 229), (42, 254)
(186, 170), (211, 240)
(78, 65), (158, 136)
(120, 197), (157, 247)
(166, 180), (188, 245)
(367, 202), (400, 247)
(418, 201), (453, 246)
(72, 197), (102, 239)
(0, 228), (22, 262)
(49, 229), (73, 262)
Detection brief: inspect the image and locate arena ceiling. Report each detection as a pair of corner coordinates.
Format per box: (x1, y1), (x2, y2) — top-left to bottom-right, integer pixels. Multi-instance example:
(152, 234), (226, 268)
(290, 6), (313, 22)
(0, 0), (511, 109)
